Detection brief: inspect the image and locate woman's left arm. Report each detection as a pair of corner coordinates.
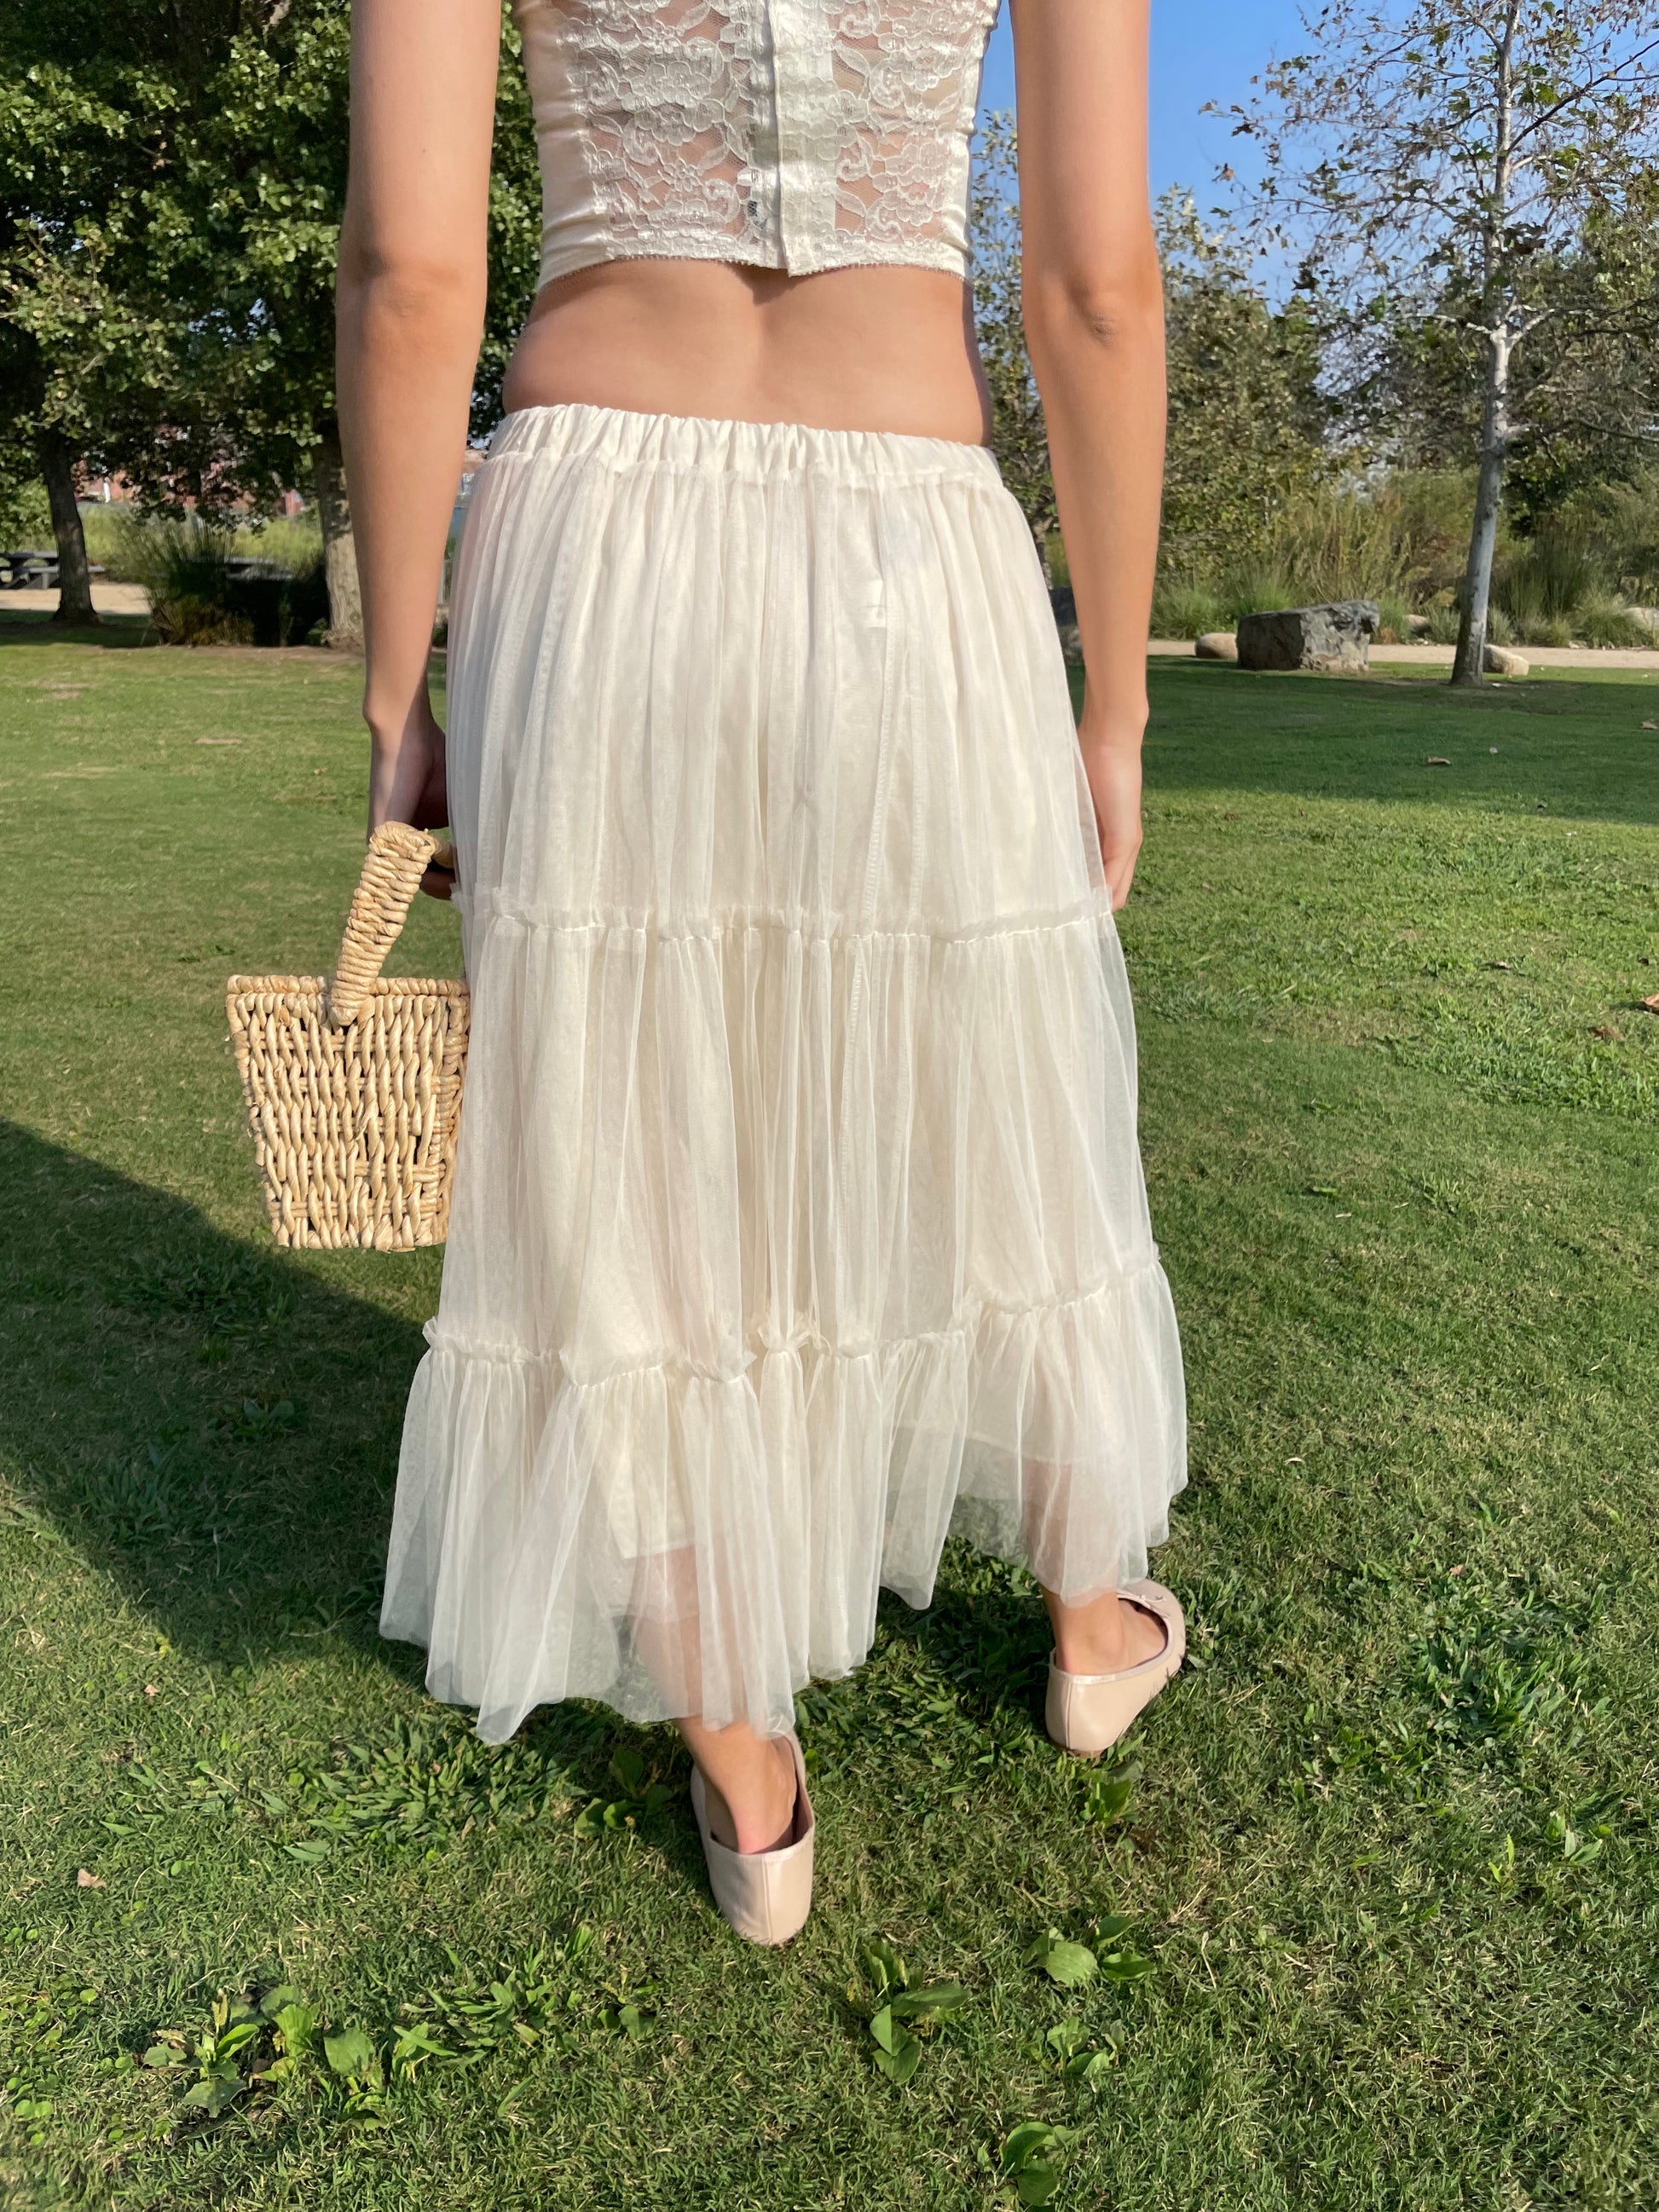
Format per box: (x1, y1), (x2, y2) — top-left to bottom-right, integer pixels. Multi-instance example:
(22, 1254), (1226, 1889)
(337, 0), (502, 872)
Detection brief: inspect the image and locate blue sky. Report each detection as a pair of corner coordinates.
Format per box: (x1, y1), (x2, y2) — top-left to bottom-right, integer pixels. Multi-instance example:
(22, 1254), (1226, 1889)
(976, 0), (1307, 206)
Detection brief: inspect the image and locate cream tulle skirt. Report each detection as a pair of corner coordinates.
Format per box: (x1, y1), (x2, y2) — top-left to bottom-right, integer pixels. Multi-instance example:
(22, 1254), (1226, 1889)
(379, 401), (1186, 1742)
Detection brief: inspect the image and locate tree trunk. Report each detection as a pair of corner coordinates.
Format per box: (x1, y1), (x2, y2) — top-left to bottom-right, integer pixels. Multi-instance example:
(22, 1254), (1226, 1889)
(311, 422), (363, 651)
(1452, 339), (1512, 688)
(38, 432), (98, 627)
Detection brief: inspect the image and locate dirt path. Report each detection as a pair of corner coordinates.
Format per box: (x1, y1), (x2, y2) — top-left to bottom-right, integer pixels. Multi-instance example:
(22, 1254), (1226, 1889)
(1147, 638), (1659, 671)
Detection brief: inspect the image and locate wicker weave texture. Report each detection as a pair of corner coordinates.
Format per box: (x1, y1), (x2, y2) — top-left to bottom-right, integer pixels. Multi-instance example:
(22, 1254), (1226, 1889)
(226, 823), (470, 1250)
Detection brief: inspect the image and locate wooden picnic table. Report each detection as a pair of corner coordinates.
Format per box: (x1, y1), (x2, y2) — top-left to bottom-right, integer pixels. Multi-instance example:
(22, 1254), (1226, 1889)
(1, 550), (107, 589)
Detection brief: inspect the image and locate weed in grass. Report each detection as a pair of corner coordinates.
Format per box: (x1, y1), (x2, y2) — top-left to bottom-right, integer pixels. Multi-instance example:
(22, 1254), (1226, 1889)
(855, 1939), (971, 2085)
(1080, 1758), (1138, 1828)
(1002, 2119), (1080, 2206)
(1041, 2013), (1123, 2085)
(570, 1745), (677, 1838)
(1409, 1571), (1600, 1757)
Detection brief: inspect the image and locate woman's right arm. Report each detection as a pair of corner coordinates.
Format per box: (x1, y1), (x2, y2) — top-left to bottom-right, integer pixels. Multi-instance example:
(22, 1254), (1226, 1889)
(337, 0), (502, 873)
(1009, 0), (1167, 911)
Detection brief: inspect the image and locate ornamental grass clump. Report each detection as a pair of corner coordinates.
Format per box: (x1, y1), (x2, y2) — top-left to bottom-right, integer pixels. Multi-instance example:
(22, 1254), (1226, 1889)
(120, 517), (252, 646)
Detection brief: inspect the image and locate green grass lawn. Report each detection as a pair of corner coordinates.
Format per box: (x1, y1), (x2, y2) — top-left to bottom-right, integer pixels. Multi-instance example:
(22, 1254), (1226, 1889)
(2, 621), (1656, 2210)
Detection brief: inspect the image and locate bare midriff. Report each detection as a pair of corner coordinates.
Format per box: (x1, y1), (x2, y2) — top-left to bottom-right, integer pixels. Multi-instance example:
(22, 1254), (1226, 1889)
(500, 258), (995, 447)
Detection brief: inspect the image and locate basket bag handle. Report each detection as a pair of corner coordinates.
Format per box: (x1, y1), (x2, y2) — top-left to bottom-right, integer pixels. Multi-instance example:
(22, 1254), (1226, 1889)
(325, 821), (449, 1029)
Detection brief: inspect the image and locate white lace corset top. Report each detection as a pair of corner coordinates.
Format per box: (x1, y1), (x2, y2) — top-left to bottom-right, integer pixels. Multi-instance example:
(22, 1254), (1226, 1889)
(514, 0), (1000, 286)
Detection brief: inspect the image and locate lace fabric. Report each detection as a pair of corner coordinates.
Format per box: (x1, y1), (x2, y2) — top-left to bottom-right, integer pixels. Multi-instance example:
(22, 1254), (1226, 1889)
(516, 0), (1001, 285)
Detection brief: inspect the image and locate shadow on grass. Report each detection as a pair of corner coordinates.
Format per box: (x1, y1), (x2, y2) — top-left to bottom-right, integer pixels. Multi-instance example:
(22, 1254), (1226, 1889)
(1, 1118), (423, 1679)
(2, 1120), (1059, 1794)
(0, 609), (156, 649)
(1139, 661), (1659, 825)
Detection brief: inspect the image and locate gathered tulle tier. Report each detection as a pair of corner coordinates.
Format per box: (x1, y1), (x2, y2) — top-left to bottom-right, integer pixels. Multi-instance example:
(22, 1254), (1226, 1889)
(379, 401), (1187, 1741)
(387, 1258), (1182, 1744)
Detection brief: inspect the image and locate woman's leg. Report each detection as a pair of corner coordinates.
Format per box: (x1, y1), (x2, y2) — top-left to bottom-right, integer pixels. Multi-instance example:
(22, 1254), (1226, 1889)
(675, 1718), (799, 1854)
(1043, 1585), (1169, 1674)
(629, 1546), (801, 1856)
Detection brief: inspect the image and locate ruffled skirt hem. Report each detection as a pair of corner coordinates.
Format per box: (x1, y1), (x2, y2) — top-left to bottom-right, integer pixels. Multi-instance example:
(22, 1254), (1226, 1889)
(381, 1255), (1186, 1742)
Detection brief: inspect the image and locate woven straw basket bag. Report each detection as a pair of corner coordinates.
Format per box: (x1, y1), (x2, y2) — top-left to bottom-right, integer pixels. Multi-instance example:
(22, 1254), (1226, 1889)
(226, 822), (470, 1250)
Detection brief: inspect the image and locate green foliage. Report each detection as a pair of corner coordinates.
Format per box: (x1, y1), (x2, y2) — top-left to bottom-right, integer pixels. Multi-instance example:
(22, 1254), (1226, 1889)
(0, 471), (49, 546)
(570, 1745), (676, 1839)
(857, 1940), (970, 2086)
(1025, 1920), (1154, 1992)
(113, 514), (327, 646)
(1079, 1759), (1138, 1828)
(116, 519), (251, 646)
(0, 3), (540, 524)
(81, 508), (323, 583)
(1002, 2120), (1079, 2206)
(1156, 469), (1488, 632)
(969, 113), (1055, 563)
(1159, 193), (1332, 580)
(1042, 2015), (1123, 2086)
(1023, 1931), (1099, 1990)
(1496, 531), (1655, 647)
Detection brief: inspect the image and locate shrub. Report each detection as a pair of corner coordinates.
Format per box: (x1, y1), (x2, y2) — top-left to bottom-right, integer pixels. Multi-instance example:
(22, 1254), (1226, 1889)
(1373, 592), (1414, 644)
(1150, 578), (1228, 638)
(1570, 593), (1654, 650)
(121, 520), (251, 644)
(1214, 563), (1304, 626)
(117, 517), (327, 647)
(1497, 534), (1598, 631)
(1511, 611), (1573, 648)
(0, 476), (53, 547)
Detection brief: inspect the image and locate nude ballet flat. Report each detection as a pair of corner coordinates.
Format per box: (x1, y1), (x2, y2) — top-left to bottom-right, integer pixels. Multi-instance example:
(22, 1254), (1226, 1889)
(1045, 1579), (1186, 1758)
(689, 1735), (815, 1945)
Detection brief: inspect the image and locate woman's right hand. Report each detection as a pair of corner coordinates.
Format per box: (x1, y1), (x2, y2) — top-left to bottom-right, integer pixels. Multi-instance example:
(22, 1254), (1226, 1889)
(367, 691), (454, 898)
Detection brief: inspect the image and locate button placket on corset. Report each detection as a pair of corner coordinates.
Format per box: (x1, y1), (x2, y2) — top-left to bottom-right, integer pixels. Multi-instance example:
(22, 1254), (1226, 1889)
(766, 0), (841, 272)
(740, 0), (783, 248)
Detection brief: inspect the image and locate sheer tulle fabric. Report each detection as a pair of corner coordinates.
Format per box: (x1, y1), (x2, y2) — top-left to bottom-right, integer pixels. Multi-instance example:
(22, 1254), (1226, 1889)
(379, 401), (1186, 1742)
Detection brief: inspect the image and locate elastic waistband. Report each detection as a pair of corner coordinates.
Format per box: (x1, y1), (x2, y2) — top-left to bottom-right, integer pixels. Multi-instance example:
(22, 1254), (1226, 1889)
(487, 400), (1005, 491)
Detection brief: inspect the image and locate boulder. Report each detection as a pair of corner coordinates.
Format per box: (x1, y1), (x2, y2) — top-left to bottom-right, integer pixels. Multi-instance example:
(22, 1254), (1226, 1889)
(1483, 644), (1529, 676)
(1049, 584), (1084, 668)
(1194, 631), (1239, 661)
(1236, 600), (1380, 673)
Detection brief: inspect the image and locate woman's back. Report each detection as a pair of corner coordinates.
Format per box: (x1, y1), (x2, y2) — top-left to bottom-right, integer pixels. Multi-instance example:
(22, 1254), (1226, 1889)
(504, 258), (991, 443)
(505, 0), (999, 439)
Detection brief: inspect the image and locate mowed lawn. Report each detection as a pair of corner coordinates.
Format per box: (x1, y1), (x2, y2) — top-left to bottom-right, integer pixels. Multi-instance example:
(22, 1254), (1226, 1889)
(1, 618), (1656, 2211)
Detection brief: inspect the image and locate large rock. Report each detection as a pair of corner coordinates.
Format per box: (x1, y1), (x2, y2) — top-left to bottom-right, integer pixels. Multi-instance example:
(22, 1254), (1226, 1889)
(1236, 600), (1380, 673)
(1483, 644), (1529, 675)
(1195, 631), (1238, 661)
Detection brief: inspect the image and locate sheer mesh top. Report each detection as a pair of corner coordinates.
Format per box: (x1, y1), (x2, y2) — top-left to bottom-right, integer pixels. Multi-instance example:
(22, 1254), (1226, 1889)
(514, 0), (1000, 286)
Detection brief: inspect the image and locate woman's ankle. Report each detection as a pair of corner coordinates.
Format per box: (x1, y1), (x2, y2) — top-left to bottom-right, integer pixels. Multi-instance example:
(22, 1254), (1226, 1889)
(1044, 1588), (1166, 1677)
(679, 1724), (798, 1854)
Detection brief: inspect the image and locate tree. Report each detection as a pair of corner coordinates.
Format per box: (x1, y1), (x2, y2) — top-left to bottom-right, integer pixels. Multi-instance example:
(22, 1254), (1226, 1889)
(149, 0), (543, 644)
(0, 13), (208, 620)
(969, 112), (1057, 570)
(0, 1), (541, 643)
(969, 118), (1332, 592)
(1158, 193), (1332, 581)
(1218, 0), (1659, 684)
